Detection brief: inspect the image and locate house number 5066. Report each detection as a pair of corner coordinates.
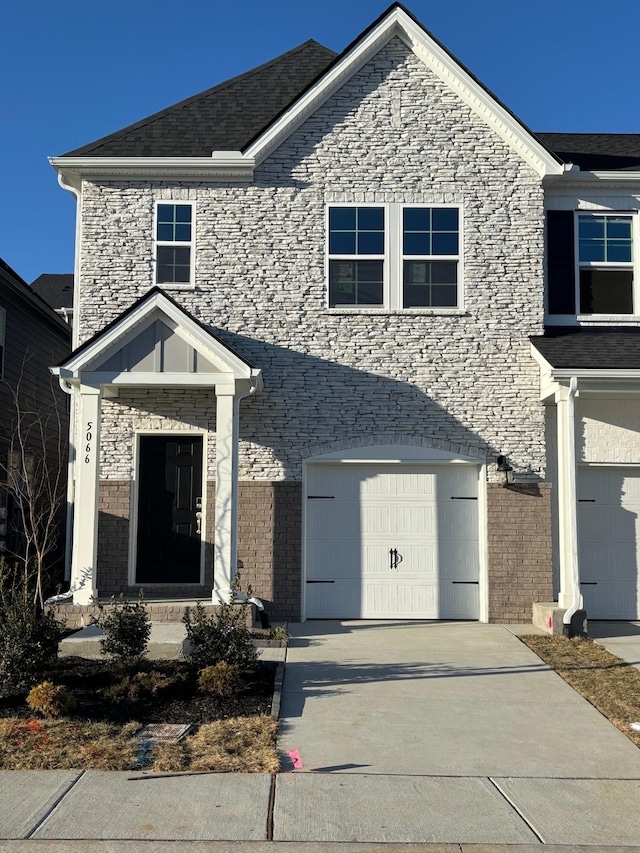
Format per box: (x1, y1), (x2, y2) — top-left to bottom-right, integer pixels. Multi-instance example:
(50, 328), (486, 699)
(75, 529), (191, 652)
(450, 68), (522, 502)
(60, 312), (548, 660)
(84, 421), (93, 464)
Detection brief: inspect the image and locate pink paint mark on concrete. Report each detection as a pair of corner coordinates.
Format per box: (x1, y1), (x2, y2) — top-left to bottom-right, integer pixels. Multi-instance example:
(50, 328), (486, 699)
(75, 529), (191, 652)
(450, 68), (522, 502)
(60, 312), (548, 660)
(288, 749), (303, 769)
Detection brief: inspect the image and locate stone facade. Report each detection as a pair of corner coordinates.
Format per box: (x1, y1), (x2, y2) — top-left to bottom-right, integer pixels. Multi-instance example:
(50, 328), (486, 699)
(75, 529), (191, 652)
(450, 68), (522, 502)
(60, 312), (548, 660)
(79, 37), (546, 484)
(73, 36), (554, 620)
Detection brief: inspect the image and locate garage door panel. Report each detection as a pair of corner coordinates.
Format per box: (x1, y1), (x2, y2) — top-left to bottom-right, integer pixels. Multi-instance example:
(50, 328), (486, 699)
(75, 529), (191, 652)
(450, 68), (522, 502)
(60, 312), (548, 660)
(306, 463), (480, 619)
(438, 503), (479, 538)
(578, 467), (640, 619)
(581, 582), (639, 621)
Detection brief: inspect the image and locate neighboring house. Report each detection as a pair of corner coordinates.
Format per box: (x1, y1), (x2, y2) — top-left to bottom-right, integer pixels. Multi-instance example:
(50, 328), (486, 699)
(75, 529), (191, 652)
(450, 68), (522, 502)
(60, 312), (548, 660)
(49, 4), (640, 629)
(0, 259), (71, 567)
(31, 274), (74, 330)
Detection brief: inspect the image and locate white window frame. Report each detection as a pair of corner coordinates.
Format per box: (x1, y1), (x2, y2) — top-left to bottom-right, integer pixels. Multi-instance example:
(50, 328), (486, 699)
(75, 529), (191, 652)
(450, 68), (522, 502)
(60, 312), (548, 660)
(325, 203), (463, 311)
(154, 201), (195, 289)
(575, 210), (639, 319)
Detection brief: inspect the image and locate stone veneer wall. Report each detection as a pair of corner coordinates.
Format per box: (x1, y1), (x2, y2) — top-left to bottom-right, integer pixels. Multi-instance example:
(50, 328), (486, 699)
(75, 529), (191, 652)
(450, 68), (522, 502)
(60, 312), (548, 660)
(487, 483), (553, 622)
(79, 36), (547, 487)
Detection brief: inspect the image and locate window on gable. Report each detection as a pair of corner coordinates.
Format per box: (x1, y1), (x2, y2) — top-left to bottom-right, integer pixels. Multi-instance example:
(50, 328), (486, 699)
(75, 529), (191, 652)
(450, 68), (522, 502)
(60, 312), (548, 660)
(328, 207), (385, 306)
(327, 204), (461, 310)
(547, 210), (638, 320)
(403, 207), (459, 308)
(155, 203), (193, 285)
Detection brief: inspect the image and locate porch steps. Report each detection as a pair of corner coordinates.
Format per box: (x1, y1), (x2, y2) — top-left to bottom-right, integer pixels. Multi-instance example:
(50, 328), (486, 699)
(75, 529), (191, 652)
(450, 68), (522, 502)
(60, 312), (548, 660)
(532, 601), (566, 635)
(59, 623), (286, 662)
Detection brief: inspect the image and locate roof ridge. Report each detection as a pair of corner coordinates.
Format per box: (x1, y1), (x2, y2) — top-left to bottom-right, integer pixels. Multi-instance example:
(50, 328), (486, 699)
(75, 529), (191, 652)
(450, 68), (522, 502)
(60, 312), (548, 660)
(62, 39), (337, 157)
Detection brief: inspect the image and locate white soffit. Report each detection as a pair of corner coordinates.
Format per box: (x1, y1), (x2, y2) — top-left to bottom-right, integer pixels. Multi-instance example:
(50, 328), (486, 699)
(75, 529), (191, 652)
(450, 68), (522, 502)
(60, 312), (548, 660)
(245, 7), (563, 178)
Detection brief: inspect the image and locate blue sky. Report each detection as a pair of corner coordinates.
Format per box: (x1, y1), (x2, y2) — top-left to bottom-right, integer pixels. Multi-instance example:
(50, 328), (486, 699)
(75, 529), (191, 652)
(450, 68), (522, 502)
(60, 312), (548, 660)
(4, 0), (639, 284)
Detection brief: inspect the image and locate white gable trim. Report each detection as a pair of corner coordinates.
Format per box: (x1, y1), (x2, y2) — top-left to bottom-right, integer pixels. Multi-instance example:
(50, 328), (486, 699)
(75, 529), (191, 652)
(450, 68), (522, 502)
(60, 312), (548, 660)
(50, 153), (255, 182)
(245, 7), (563, 178)
(53, 290), (259, 384)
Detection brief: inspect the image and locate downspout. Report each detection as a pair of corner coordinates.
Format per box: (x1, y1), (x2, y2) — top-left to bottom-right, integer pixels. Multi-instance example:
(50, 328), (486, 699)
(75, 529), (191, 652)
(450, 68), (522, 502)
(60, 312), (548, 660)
(563, 376), (584, 636)
(53, 167), (82, 583)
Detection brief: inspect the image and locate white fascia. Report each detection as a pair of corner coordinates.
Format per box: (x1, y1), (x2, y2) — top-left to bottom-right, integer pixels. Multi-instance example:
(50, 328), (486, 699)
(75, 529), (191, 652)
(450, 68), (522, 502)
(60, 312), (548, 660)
(49, 152), (255, 182)
(544, 169), (640, 188)
(530, 345), (640, 399)
(245, 7), (563, 178)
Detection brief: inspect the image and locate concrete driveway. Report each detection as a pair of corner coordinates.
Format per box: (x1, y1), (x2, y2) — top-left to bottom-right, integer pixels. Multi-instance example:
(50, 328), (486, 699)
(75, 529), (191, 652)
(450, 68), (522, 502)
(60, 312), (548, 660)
(277, 620), (640, 777)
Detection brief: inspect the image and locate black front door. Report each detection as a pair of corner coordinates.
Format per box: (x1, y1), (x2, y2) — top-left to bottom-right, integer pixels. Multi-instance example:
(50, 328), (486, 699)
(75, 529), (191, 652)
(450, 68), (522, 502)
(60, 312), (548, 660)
(136, 435), (203, 584)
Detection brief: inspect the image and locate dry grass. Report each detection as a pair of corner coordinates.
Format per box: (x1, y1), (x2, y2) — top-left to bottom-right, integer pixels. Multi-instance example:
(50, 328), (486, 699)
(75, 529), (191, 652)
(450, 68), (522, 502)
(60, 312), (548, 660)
(0, 719), (141, 770)
(521, 634), (640, 748)
(0, 714), (279, 772)
(150, 715), (279, 773)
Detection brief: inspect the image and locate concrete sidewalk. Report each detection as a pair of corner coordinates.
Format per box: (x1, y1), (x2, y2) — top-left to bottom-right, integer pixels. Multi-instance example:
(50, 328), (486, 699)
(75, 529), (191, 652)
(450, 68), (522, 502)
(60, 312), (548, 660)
(2, 621), (640, 847)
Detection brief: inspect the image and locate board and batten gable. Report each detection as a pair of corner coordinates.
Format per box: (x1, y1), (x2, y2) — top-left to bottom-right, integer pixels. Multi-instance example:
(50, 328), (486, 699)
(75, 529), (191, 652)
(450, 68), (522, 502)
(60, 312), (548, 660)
(78, 37), (547, 484)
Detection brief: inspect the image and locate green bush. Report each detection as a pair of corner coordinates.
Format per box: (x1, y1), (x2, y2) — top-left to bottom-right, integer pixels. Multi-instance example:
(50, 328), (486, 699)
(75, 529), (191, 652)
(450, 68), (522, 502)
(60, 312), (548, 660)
(0, 560), (64, 693)
(183, 575), (257, 672)
(91, 593), (151, 664)
(27, 681), (77, 717)
(106, 669), (177, 702)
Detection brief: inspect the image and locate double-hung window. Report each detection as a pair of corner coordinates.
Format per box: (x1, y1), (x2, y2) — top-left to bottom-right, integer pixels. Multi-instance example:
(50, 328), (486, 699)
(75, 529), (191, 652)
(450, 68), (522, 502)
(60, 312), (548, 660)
(578, 213), (634, 315)
(547, 210), (639, 320)
(327, 204), (461, 309)
(155, 203), (194, 286)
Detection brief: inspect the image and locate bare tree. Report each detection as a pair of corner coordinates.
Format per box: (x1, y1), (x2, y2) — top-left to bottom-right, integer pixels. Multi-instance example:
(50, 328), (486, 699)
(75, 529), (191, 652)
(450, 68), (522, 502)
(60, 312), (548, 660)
(0, 355), (68, 608)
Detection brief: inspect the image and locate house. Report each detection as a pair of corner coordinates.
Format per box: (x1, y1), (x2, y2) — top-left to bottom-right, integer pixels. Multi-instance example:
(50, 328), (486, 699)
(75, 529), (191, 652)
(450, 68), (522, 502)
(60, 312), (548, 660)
(31, 274), (74, 330)
(49, 4), (640, 630)
(0, 259), (71, 569)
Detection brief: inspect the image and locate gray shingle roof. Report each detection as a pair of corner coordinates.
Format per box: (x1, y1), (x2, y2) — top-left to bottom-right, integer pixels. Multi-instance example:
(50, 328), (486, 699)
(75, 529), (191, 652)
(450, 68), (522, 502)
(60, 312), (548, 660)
(535, 133), (640, 172)
(531, 329), (640, 370)
(63, 41), (337, 158)
(31, 273), (74, 310)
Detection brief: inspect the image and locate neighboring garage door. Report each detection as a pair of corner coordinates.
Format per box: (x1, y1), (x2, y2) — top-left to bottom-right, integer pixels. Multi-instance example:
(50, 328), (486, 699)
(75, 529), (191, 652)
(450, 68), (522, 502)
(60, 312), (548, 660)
(578, 467), (640, 619)
(305, 463), (480, 619)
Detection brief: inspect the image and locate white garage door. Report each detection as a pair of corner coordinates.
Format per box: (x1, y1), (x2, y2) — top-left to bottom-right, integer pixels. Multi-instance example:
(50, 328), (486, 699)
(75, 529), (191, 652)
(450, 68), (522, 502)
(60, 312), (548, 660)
(305, 463), (480, 619)
(578, 467), (640, 619)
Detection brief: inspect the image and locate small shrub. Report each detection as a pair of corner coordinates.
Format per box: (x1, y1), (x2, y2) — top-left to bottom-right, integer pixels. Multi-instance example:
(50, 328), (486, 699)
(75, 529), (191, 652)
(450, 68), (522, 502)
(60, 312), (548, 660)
(183, 575), (257, 672)
(106, 670), (174, 702)
(91, 593), (151, 663)
(27, 682), (77, 717)
(0, 561), (64, 693)
(269, 626), (289, 646)
(198, 662), (241, 697)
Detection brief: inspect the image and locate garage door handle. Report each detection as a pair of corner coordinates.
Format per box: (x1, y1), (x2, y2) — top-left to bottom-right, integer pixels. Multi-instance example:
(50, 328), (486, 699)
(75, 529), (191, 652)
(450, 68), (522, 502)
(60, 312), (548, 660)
(308, 495), (335, 499)
(390, 548), (403, 570)
(580, 582), (597, 585)
(452, 581), (479, 584)
(450, 496), (478, 500)
(307, 580), (335, 584)
(578, 499), (596, 503)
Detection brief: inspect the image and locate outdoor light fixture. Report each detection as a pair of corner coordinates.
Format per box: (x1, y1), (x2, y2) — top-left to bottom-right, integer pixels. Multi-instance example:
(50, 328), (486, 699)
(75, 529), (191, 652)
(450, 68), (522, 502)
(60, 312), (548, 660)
(496, 455), (514, 487)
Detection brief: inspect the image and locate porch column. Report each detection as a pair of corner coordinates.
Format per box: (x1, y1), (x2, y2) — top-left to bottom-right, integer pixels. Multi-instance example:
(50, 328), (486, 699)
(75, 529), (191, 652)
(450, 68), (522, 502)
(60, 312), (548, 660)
(71, 384), (101, 605)
(213, 384), (240, 603)
(556, 383), (582, 611)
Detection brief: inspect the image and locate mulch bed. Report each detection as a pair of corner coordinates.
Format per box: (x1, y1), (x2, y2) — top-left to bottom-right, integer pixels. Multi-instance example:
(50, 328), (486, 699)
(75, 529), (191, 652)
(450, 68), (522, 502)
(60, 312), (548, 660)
(0, 658), (276, 726)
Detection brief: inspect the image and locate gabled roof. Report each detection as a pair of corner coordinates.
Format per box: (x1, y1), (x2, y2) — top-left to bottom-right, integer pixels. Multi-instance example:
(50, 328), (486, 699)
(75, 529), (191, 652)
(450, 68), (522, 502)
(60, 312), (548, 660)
(531, 328), (640, 370)
(56, 287), (259, 382)
(0, 259), (72, 336)
(63, 41), (337, 158)
(31, 273), (74, 310)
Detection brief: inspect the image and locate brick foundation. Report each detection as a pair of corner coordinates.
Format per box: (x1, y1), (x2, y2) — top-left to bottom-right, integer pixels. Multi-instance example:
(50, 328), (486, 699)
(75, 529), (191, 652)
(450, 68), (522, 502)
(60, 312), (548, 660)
(487, 482), (553, 623)
(97, 479), (302, 620)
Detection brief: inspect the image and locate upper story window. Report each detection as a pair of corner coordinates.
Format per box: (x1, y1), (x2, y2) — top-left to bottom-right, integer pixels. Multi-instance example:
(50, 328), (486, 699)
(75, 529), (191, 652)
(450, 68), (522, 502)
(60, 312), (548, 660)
(327, 204), (461, 310)
(578, 214), (634, 314)
(155, 203), (194, 286)
(547, 209), (638, 321)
